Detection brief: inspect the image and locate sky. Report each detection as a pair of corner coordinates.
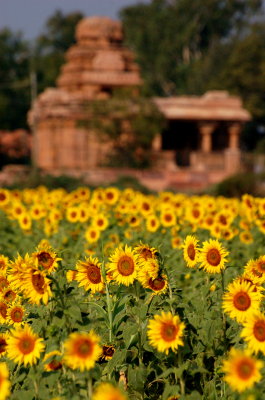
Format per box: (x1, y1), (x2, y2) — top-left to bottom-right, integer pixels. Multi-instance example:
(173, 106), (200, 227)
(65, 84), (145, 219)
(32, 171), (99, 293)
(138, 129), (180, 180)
(0, 0), (151, 40)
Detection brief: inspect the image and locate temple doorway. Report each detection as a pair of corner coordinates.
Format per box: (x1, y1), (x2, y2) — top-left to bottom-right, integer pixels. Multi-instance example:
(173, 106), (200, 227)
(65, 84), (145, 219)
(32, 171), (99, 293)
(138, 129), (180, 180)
(162, 120), (199, 166)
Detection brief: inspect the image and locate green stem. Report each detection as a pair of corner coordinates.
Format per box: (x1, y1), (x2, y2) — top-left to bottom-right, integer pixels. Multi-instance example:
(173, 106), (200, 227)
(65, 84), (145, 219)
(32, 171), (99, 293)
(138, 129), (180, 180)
(87, 374), (93, 399)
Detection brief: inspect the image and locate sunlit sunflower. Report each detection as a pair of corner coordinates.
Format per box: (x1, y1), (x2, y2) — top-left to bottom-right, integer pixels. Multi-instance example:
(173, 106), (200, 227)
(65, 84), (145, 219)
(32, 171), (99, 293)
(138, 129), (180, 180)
(146, 214), (160, 232)
(182, 235), (200, 268)
(241, 311), (265, 354)
(32, 242), (61, 274)
(240, 231), (253, 244)
(63, 331), (102, 371)
(0, 275), (9, 293)
(75, 256), (104, 293)
(222, 280), (261, 323)
(137, 258), (159, 283)
(23, 269), (52, 305)
(0, 362), (10, 400)
(6, 302), (26, 326)
(244, 258), (265, 284)
(2, 287), (16, 304)
(171, 236), (182, 249)
(66, 206), (80, 223)
(18, 213), (32, 231)
(146, 274), (168, 294)
(43, 350), (63, 371)
(147, 311), (185, 354)
(160, 209), (176, 227)
(222, 348), (263, 393)
(92, 382), (128, 400)
(104, 187), (120, 205)
(0, 334), (8, 358)
(0, 189), (10, 208)
(85, 226), (100, 244)
(198, 239), (228, 274)
(7, 324), (45, 366)
(107, 245), (138, 286)
(0, 302), (7, 323)
(92, 214), (109, 231)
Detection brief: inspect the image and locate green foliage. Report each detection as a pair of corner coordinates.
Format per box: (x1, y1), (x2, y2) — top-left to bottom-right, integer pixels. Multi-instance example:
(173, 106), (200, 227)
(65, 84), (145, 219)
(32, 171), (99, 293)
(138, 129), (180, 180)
(209, 172), (265, 197)
(81, 90), (165, 168)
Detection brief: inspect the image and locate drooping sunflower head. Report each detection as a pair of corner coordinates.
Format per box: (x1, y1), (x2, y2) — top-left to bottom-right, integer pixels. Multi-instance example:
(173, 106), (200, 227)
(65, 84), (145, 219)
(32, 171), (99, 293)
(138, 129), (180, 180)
(99, 345), (115, 362)
(32, 242), (61, 274)
(222, 347), (263, 393)
(63, 331), (102, 371)
(198, 239), (228, 274)
(147, 311), (185, 354)
(182, 235), (200, 268)
(222, 280), (261, 323)
(43, 350), (63, 371)
(134, 243), (158, 262)
(107, 245), (138, 286)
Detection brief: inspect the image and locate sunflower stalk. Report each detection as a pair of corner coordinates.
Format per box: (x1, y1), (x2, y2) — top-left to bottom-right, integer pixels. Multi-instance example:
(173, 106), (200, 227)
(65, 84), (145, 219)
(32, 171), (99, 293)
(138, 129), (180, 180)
(101, 260), (113, 343)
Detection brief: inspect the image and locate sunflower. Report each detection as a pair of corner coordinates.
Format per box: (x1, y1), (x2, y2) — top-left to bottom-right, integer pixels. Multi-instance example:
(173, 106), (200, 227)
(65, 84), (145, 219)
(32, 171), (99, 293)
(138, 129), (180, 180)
(146, 214), (160, 232)
(146, 274), (168, 294)
(92, 383), (128, 400)
(18, 213), (32, 231)
(222, 280), (261, 323)
(75, 256), (104, 293)
(182, 235), (200, 268)
(171, 236), (182, 249)
(244, 258), (265, 284)
(107, 245), (138, 286)
(43, 350), (63, 371)
(23, 269), (52, 305)
(85, 227), (100, 244)
(32, 242), (61, 274)
(63, 331), (102, 371)
(2, 287), (16, 304)
(160, 209), (176, 227)
(99, 345), (115, 362)
(104, 187), (120, 205)
(66, 269), (77, 282)
(6, 302), (26, 326)
(0, 334), (8, 358)
(92, 213), (109, 231)
(0, 189), (10, 208)
(239, 231), (253, 244)
(0, 302), (7, 322)
(198, 239), (228, 274)
(137, 258), (159, 283)
(241, 311), (265, 354)
(222, 348), (263, 393)
(7, 324), (45, 366)
(0, 363), (10, 400)
(66, 206), (80, 223)
(134, 243), (158, 262)
(147, 311), (185, 354)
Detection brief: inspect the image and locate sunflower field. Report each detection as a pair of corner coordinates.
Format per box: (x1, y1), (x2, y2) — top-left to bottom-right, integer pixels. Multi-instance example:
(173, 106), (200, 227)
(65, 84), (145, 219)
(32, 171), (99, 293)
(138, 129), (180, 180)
(0, 186), (265, 400)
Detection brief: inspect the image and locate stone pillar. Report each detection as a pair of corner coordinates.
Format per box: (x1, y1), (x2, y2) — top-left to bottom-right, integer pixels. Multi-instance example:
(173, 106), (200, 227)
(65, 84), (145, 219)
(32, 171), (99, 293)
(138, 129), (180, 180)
(228, 122), (241, 149)
(225, 123), (242, 173)
(152, 134), (162, 151)
(198, 122), (216, 153)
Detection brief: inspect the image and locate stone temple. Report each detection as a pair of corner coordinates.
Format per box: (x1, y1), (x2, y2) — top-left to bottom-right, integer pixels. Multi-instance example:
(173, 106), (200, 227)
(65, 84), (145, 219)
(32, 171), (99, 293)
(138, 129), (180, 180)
(29, 16), (251, 190)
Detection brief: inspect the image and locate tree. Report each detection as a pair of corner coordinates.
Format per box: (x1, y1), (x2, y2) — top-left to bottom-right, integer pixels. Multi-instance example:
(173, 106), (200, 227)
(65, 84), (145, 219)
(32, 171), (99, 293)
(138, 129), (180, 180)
(120, 0), (262, 96)
(80, 89), (166, 168)
(0, 28), (30, 129)
(34, 10), (84, 92)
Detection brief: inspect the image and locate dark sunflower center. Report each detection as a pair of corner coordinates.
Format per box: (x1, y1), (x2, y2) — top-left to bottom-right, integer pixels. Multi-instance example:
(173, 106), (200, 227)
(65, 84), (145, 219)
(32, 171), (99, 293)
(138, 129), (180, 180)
(192, 209), (200, 218)
(187, 244), (195, 260)
(233, 291), (251, 311)
(19, 337), (35, 354)
(102, 345), (115, 358)
(149, 277), (166, 291)
(4, 290), (16, 303)
(117, 256), (134, 276)
(87, 265), (101, 284)
(0, 338), (7, 354)
(76, 339), (92, 358)
(236, 359), (254, 380)
(164, 214), (172, 222)
(253, 320), (265, 342)
(258, 261), (265, 272)
(0, 303), (7, 318)
(32, 272), (45, 294)
(0, 193), (6, 201)
(140, 248), (153, 260)
(11, 308), (23, 323)
(48, 360), (62, 370)
(37, 252), (53, 269)
(161, 323), (178, 342)
(206, 248), (221, 266)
